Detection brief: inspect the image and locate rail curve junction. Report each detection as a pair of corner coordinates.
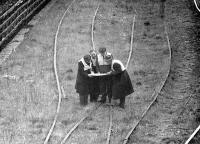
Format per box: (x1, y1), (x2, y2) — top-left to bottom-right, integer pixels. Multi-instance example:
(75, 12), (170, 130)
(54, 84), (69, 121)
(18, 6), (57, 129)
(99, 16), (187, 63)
(43, 0), (76, 144)
(186, 1), (200, 143)
(43, 1), (104, 144)
(43, 1), (138, 143)
(39, 0), (171, 144)
(123, 22), (171, 144)
(48, 1), (171, 144)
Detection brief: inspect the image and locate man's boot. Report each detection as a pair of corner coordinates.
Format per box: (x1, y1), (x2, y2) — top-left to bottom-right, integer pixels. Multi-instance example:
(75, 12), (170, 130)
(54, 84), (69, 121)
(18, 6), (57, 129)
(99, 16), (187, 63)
(99, 94), (106, 103)
(119, 97), (125, 108)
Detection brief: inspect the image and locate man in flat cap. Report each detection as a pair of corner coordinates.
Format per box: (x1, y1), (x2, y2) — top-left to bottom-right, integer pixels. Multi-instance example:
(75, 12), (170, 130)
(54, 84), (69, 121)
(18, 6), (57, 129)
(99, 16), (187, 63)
(75, 55), (92, 106)
(97, 47), (113, 103)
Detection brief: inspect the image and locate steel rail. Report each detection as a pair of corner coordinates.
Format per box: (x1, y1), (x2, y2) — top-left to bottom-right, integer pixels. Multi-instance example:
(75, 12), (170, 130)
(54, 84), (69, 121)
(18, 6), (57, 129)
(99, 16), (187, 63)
(106, 105), (113, 144)
(60, 117), (86, 144)
(0, 0), (48, 48)
(60, 103), (101, 144)
(58, 4), (104, 143)
(91, 5), (114, 143)
(185, 125), (200, 144)
(0, 0), (22, 20)
(91, 5), (99, 50)
(122, 22), (172, 144)
(43, 0), (76, 144)
(125, 15), (136, 69)
(178, 94), (193, 119)
(194, 0), (200, 12)
(105, 14), (137, 144)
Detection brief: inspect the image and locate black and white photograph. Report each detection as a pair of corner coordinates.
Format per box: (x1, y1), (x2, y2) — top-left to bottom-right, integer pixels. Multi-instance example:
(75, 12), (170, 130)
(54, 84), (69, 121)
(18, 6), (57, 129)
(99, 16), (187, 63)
(0, 0), (200, 143)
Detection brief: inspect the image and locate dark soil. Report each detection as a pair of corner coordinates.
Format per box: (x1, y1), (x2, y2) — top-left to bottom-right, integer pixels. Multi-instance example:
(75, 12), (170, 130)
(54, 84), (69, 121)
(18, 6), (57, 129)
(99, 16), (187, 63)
(0, 0), (21, 15)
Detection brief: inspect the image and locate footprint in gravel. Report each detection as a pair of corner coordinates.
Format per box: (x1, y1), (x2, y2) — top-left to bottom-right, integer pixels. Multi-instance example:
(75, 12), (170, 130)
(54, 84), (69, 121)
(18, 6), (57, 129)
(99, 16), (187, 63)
(161, 138), (182, 144)
(136, 81), (142, 86)
(66, 69), (73, 73)
(61, 120), (68, 126)
(163, 49), (170, 55)
(85, 116), (93, 121)
(87, 126), (98, 131)
(61, 120), (75, 126)
(84, 123), (98, 131)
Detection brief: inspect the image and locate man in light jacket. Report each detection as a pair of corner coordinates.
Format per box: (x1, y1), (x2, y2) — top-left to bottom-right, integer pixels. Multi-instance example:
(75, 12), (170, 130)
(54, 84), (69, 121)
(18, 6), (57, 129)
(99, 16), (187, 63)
(97, 47), (113, 103)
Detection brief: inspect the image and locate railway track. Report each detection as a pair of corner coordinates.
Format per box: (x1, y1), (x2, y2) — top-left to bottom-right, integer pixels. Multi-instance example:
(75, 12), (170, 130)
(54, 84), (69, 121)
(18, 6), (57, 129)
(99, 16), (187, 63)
(43, 1), (104, 144)
(1, 0), (172, 143)
(183, 2), (200, 144)
(64, 3), (137, 144)
(194, 0), (200, 12)
(0, 0), (197, 143)
(43, 0), (76, 144)
(0, 0), (51, 49)
(43, 0), (172, 143)
(41, 0), (138, 143)
(122, 22), (171, 144)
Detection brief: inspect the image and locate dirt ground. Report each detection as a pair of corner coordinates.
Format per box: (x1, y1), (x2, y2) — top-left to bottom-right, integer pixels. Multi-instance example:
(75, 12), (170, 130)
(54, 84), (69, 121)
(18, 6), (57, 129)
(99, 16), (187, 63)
(0, 0), (199, 144)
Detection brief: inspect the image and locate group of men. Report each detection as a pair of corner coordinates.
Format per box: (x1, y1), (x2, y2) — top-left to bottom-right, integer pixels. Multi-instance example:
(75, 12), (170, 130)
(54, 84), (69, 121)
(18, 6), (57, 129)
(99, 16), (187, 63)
(75, 47), (134, 108)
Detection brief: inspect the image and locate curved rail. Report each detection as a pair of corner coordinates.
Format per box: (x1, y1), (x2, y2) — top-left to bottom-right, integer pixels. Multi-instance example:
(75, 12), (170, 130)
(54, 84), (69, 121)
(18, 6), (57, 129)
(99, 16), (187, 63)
(60, 117), (86, 144)
(194, 0), (200, 12)
(91, 5), (100, 50)
(122, 23), (172, 144)
(106, 105), (113, 144)
(43, 0), (76, 144)
(125, 15), (136, 69)
(185, 125), (200, 144)
(60, 103), (101, 144)
(57, 4), (103, 143)
(105, 15), (137, 144)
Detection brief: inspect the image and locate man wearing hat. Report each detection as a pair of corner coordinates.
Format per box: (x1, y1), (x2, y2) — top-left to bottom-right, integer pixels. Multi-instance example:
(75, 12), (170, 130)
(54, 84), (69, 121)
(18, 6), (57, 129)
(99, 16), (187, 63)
(97, 47), (113, 103)
(75, 55), (92, 106)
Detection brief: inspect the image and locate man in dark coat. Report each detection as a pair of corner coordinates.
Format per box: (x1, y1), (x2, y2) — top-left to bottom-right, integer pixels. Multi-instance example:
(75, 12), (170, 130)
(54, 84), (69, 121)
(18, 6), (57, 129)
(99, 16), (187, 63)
(75, 55), (92, 106)
(111, 59), (134, 108)
(89, 50), (100, 102)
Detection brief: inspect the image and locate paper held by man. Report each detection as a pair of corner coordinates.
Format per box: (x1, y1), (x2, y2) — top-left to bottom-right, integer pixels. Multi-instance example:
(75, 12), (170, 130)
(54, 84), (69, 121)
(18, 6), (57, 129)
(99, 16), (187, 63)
(88, 72), (111, 77)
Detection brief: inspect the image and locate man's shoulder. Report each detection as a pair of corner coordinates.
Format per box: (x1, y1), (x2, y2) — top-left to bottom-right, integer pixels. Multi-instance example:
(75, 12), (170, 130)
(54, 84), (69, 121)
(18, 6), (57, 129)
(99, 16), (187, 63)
(107, 52), (112, 55)
(78, 61), (84, 66)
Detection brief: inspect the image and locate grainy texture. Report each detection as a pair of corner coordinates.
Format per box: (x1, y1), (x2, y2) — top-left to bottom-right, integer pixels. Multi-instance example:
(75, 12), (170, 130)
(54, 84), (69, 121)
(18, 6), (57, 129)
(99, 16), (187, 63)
(128, 0), (200, 143)
(0, 0), (21, 15)
(0, 0), (199, 143)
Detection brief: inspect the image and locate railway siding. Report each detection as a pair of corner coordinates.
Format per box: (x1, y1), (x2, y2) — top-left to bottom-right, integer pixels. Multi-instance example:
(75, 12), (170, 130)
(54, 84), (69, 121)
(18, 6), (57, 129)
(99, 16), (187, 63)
(128, 0), (200, 143)
(0, 0), (194, 144)
(0, 0), (74, 144)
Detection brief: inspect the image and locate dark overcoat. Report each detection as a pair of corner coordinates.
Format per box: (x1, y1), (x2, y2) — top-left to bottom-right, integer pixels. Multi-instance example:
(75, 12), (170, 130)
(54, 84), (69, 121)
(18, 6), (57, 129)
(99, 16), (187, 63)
(89, 60), (100, 95)
(112, 70), (134, 99)
(75, 61), (90, 95)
